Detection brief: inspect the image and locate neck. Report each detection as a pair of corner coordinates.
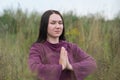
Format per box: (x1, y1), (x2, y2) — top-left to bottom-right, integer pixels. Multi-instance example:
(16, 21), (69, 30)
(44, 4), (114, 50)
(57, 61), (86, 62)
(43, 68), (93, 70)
(47, 37), (59, 44)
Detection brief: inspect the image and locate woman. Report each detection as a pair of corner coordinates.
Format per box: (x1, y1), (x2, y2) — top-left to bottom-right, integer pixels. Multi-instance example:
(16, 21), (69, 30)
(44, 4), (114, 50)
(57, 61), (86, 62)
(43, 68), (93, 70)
(28, 10), (97, 80)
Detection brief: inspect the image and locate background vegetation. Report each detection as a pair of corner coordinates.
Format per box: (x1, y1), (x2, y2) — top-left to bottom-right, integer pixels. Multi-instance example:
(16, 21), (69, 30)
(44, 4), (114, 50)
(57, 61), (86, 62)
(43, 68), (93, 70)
(0, 8), (120, 80)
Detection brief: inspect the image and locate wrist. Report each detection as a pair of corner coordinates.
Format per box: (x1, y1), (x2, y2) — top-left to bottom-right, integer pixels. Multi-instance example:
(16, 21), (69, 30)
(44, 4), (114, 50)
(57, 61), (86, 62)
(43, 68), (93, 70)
(67, 63), (73, 70)
(61, 64), (65, 70)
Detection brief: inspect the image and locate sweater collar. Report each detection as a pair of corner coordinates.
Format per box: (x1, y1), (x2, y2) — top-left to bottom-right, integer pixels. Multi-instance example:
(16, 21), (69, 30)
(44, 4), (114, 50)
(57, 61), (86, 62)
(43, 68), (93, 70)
(44, 40), (65, 52)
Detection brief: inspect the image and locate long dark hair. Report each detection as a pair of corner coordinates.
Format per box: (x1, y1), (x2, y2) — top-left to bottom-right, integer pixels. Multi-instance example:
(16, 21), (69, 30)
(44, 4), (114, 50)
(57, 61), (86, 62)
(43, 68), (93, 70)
(36, 10), (66, 43)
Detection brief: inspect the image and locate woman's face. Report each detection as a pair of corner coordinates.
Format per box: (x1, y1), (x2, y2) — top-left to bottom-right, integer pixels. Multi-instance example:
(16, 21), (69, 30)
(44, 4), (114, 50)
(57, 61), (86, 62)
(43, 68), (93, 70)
(47, 13), (63, 39)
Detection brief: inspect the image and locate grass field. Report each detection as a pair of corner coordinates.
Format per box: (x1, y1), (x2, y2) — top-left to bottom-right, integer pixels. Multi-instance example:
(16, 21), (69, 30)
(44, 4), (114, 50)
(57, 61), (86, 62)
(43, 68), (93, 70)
(0, 9), (120, 80)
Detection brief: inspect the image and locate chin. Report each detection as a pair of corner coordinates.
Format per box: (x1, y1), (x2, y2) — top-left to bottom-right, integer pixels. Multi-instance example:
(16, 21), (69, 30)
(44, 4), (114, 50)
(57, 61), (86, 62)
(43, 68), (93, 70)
(53, 35), (60, 38)
(54, 34), (61, 37)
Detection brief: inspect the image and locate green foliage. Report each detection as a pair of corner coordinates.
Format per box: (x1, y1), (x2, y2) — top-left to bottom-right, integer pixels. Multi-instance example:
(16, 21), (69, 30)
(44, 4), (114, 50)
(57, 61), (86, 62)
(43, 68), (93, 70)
(0, 9), (17, 34)
(0, 9), (120, 80)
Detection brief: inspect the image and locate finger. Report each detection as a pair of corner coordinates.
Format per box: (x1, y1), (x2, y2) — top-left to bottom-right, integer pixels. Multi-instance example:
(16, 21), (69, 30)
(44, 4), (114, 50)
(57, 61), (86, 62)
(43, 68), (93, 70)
(61, 47), (65, 52)
(60, 47), (64, 55)
(60, 47), (65, 55)
(61, 47), (65, 51)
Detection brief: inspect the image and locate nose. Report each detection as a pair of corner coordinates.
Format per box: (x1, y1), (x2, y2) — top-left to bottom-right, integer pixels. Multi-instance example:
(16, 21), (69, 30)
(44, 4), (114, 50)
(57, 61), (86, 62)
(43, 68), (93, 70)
(55, 23), (60, 28)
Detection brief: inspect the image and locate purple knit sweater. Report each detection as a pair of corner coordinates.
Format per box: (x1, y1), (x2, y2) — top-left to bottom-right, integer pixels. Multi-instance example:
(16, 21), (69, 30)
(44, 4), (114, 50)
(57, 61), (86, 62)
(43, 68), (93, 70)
(28, 40), (97, 80)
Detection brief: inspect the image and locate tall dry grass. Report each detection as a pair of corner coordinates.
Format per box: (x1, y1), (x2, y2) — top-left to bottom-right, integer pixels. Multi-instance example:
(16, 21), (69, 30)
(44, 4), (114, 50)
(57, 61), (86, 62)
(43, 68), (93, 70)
(0, 9), (120, 80)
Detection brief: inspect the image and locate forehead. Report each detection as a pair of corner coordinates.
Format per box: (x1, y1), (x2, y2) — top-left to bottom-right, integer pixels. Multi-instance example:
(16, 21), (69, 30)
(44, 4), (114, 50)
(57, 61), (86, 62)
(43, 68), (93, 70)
(49, 13), (62, 21)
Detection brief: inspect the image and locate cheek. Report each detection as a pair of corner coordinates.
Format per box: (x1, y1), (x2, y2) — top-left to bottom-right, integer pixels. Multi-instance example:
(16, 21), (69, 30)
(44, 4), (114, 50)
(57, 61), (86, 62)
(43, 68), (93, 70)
(47, 25), (54, 33)
(62, 26), (63, 29)
(48, 25), (54, 31)
(61, 26), (64, 30)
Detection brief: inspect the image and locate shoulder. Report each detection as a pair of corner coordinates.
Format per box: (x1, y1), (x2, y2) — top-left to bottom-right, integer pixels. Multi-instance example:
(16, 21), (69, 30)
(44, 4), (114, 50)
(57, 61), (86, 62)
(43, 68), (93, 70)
(30, 42), (45, 50)
(61, 40), (78, 49)
(29, 42), (46, 55)
(64, 40), (77, 46)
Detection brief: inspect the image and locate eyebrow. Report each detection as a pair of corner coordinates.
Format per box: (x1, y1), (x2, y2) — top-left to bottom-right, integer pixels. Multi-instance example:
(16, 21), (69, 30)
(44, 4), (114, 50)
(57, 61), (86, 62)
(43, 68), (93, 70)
(50, 20), (62, 22)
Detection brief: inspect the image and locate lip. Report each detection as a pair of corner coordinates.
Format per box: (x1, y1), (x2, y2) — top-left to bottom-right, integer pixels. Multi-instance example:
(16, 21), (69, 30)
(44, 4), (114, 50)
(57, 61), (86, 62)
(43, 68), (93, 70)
(55, 31), (60, 32)
(54, 31), (61, 33)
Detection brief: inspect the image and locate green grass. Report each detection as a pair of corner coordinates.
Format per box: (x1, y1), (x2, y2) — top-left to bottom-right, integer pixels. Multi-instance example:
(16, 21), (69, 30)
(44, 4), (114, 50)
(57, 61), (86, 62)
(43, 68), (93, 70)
(0, 9), (120, 80)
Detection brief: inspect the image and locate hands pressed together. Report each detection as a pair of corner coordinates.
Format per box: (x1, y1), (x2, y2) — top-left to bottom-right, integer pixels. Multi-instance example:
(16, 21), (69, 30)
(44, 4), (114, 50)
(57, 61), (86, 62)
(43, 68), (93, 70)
(59, 47), (73, 70)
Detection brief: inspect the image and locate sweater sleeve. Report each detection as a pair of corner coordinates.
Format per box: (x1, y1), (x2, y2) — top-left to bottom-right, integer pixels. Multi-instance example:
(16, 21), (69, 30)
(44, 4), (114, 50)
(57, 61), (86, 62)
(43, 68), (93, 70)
(28, 43), (62, 80)
(71, 44), (97, 80)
